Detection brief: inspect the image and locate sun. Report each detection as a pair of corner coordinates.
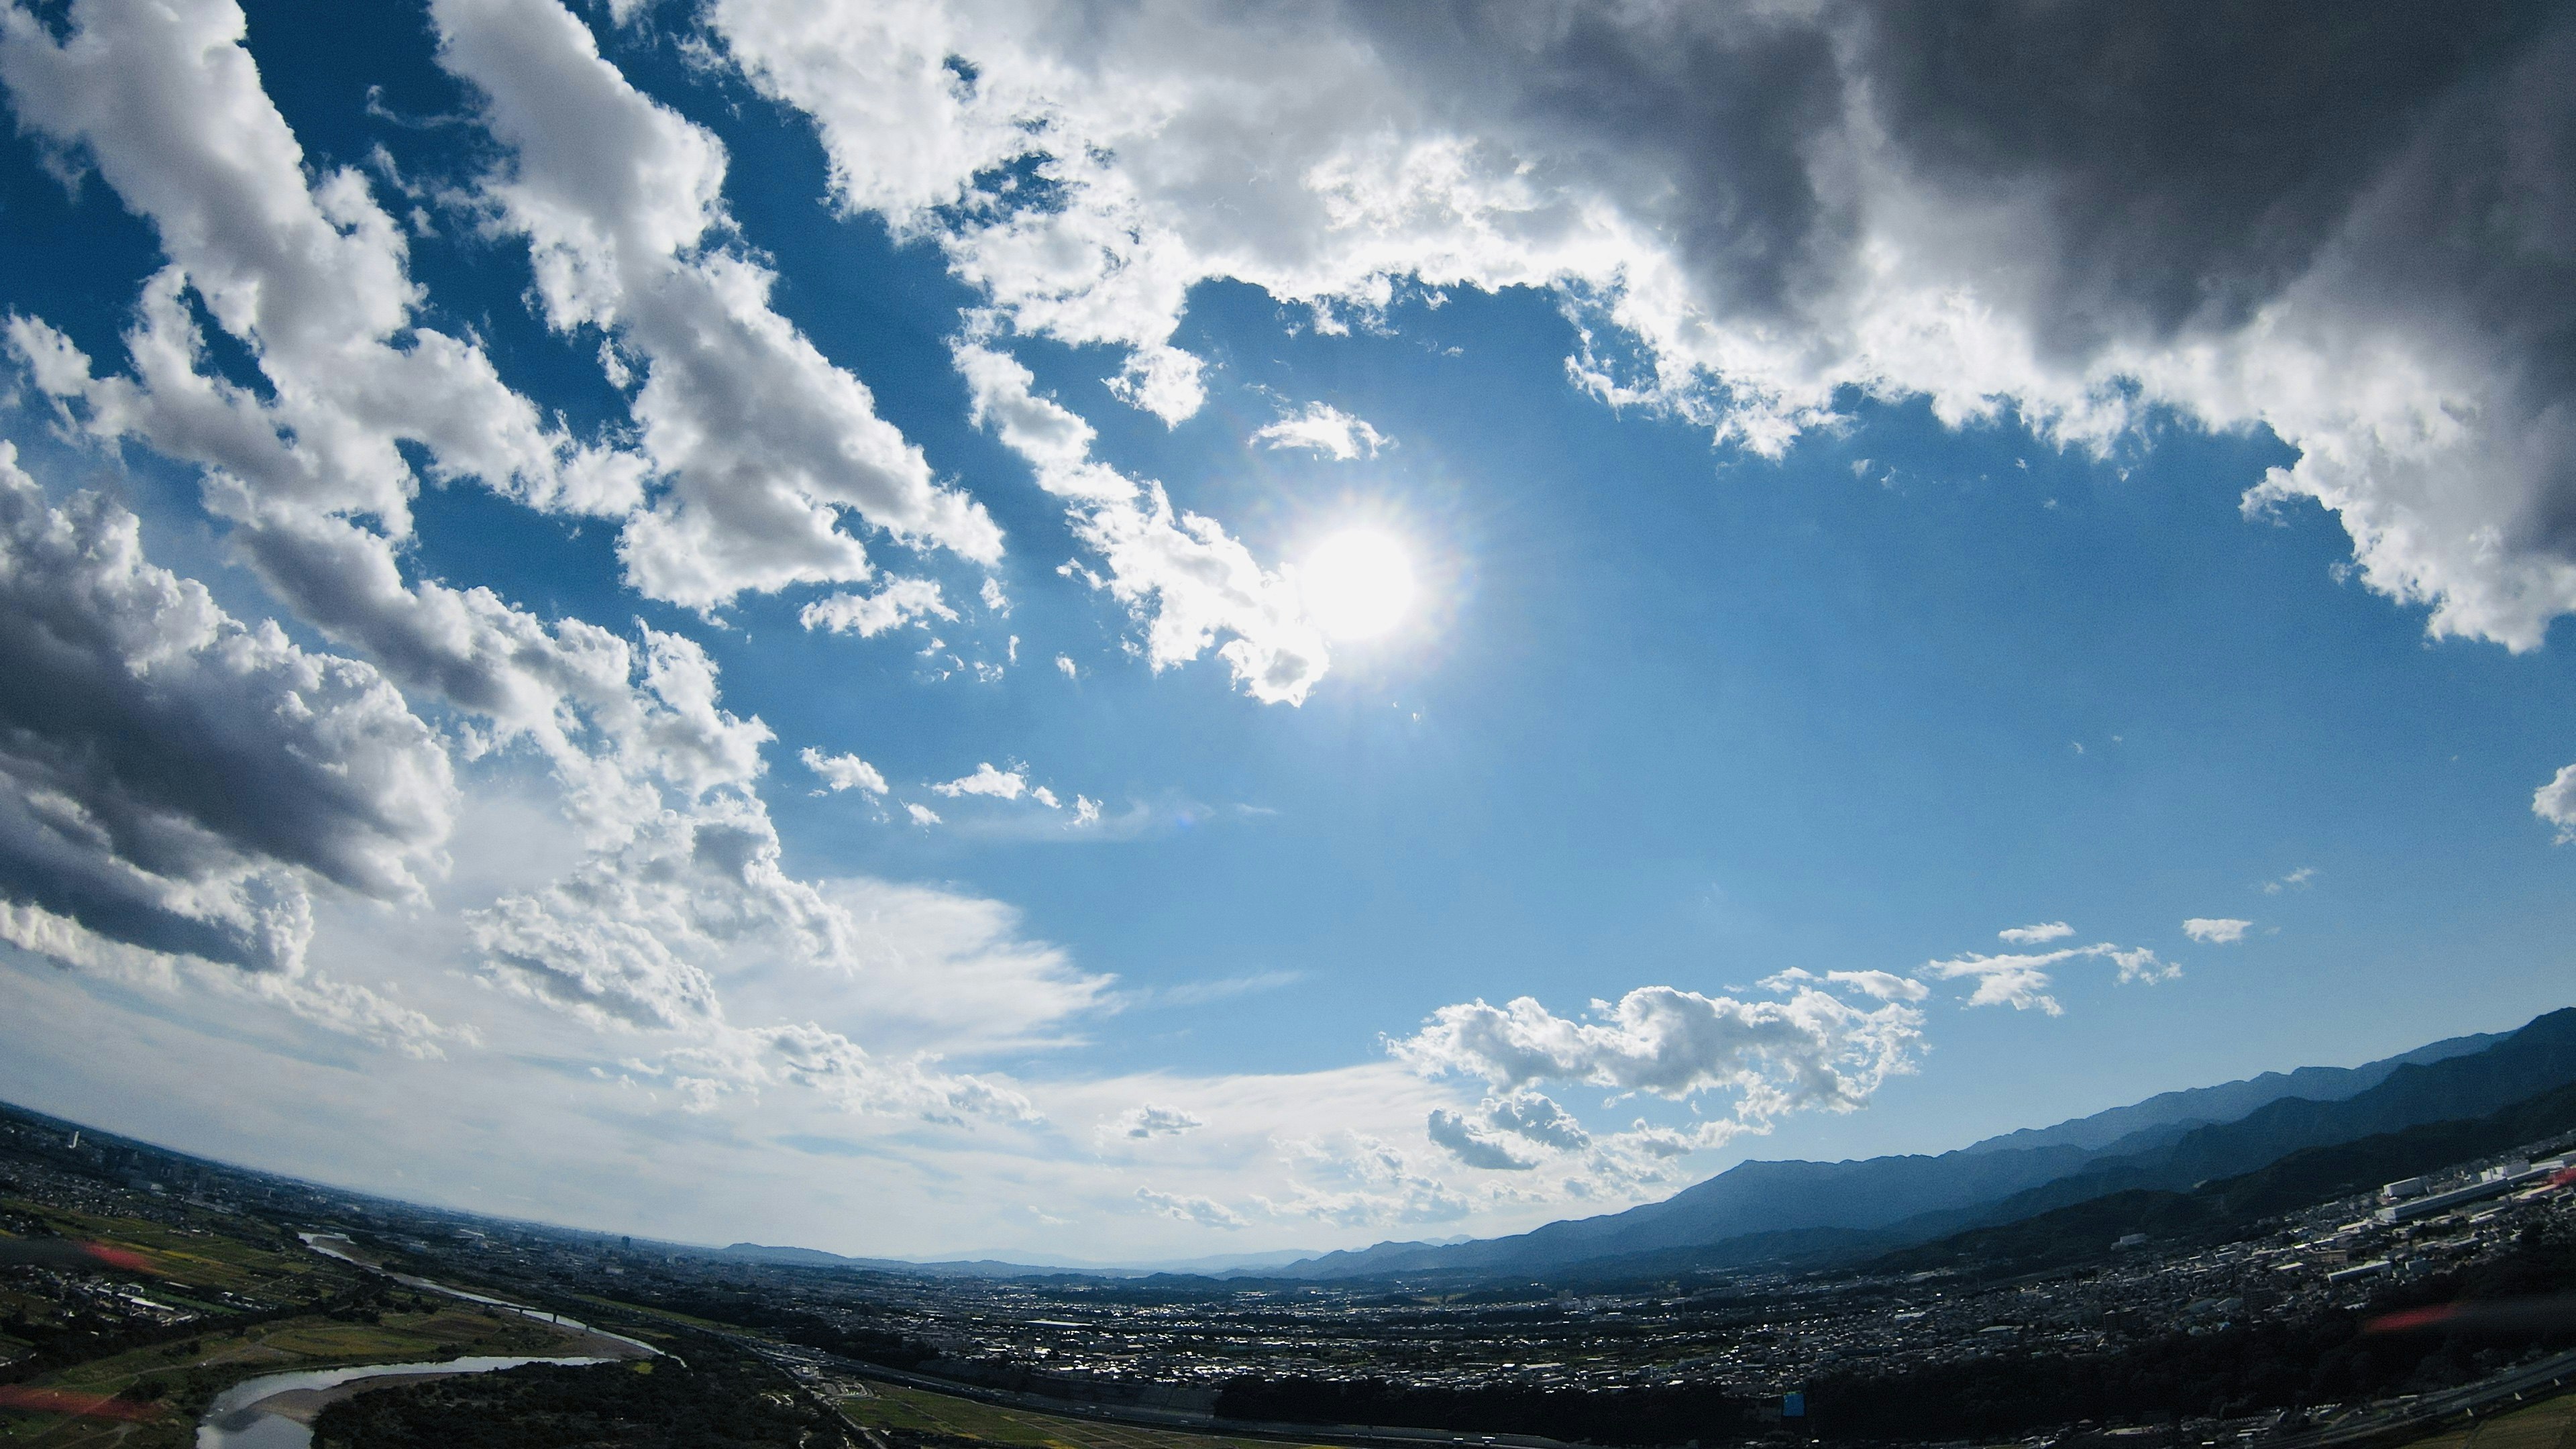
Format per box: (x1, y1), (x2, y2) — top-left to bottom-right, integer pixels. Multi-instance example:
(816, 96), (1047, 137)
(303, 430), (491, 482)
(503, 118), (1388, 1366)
(1299, 529), (1417, 641)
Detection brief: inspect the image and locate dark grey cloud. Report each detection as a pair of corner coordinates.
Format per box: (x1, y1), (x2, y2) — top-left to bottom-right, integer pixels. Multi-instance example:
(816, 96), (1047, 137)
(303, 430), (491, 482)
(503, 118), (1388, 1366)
(1347, 1), (2576, 639)
(0, 445), (453, 973)
(1426, 1108), (1535, 1171)
(1854, 1), (2552, 352)
(1362, 5), (1854, 325)
(1485, 1091), (1591, 1152)
(1362, 0), (2569, 360)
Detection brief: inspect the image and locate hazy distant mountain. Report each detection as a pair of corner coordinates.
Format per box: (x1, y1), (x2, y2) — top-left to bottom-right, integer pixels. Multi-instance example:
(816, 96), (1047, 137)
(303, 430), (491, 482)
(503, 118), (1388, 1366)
(714, 1243), (1084, 1277)
(1892, 1006), (2576, 1232)
(1872, 1071), (2576, 1278)
(1269, 1008), (2575, 1282)
(1954, 1027), (2502, 1156)
(713, 1241), (1327, 1278)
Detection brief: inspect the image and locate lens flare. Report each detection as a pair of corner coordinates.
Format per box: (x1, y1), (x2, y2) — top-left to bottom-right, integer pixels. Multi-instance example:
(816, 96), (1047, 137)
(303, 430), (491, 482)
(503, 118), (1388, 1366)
(1300, 529), (1416, 641)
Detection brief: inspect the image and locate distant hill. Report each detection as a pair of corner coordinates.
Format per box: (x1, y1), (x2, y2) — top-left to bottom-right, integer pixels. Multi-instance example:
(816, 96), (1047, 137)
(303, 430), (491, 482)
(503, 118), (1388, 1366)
(1869, 1073), (2576, 1279)
(1862, 1005), (2576, 1238)
(711, 1241), (1326, 1278)
(1268, 1008), (2576, 1283)
(1955, 1026), (2501, 1155)
(714, 1243), (1079, 1277)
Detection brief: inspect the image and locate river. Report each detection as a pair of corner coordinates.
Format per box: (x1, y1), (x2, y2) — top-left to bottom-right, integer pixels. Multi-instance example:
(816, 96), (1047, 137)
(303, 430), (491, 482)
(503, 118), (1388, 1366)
(192, 1236), (660, 1448)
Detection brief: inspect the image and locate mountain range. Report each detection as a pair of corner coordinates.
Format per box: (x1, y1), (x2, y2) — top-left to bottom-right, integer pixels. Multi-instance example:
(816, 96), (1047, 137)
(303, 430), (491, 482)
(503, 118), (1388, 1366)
(1255, 1010), (2573, 1282)
(710, 1010), (2576, 1285)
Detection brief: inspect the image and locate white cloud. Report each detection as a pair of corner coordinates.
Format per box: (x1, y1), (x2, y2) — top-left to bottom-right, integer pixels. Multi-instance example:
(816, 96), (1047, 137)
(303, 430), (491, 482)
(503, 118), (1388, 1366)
(0, 445), (453, 979)
(1126, 969), (1303, 1010)
(1921, 950), (2072, 1015)
(2107, 945), (2182, 985)
(0, 0), (640, 531)
(800, 748), (888, 796)
(710, 1), (2576, 657)
(689, 1020), (1040, 1126)
(1999, 920), (2074, 944)
(1054, 654), (1079, 680)
(2182, 917), (2252, 945)
(798, 578), (956, 638)
(1425, 1108), (1535, 1171)
(671, 873), (1114, 1065)
(2261, 867), (2320, 894)
(443, 625), (881, 1042)
(1108, 1103), (1205, 1140)
(1134, 1185), (1246, 1230)
(1, 887), (456, 1060)
(427, 0), (1000, 610)
(0, 0), (1796, 1227)
(0, 0), (873, 1046)
(1261, 1130), (1473, 1228)
(955, 344), (1328, 704)
(1482, 1091), (1592, 1152)
(1252, 402), (1387, 461)
(0, 15), (812, 1047)
(930, 762), (1027, 800)
(904, 802), (942, 827)
(1921, 941), (2181, 1015)
(1758, 967), (1931, 1004)
(1392, 983), (1921, 1146)
(2540, 769), (2576, 843)
(1824, 969), (1930, 1003)
(0, 0), (710, 796)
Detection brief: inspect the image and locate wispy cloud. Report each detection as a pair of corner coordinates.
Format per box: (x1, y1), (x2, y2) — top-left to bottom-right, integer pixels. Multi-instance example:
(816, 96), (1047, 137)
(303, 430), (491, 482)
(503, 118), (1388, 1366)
(1921, 941), (2180, 1015)
(800, 747), (888, 796)
(1252, 402), (1388, 461)
(2183, 917), (2252, 945)
(1126, 970), (1307, 1010)
(930, 762), (1030, 800)
(1135, 1186), (1246, 1230)
(1106, 1104), (1206, 1140)
(1998, 921), (2074, 944)
(1759, 967), (1930, 1003)
(800, 578), (956, 639)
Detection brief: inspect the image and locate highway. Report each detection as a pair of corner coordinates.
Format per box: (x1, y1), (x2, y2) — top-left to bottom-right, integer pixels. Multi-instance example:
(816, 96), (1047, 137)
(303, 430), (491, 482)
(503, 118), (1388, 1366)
(748, 1340), (1591, 1449)
(2266, 1344), (2576, 1449)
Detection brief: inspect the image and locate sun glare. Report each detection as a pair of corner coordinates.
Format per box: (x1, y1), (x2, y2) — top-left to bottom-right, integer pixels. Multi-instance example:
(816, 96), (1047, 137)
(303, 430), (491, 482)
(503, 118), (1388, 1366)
(1300, 529), (1417, 641)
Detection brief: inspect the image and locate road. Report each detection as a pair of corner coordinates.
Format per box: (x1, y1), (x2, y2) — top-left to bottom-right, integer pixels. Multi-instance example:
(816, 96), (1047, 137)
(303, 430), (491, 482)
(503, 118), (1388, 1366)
(746, 1341), (1588, 1449)
(2265, 1345), (2576, 1449)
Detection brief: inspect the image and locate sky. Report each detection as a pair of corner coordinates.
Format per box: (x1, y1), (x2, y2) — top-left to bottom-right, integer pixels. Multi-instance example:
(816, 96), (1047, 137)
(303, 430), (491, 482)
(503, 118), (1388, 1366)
(1, 0), (2574, 1263)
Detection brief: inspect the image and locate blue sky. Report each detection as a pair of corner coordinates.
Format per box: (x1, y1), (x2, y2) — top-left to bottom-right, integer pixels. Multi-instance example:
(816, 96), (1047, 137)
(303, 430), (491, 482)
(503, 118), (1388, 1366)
(1, 0), (2573, 1260)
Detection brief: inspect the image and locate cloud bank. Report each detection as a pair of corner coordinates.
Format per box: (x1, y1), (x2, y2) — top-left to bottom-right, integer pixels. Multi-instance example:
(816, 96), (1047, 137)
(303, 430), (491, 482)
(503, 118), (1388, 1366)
(708, 0), (2576, 661)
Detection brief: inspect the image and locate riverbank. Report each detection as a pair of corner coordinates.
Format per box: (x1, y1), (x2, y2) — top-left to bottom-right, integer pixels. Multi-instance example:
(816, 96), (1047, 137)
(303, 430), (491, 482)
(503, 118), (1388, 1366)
(187, 1237), (662, 1448)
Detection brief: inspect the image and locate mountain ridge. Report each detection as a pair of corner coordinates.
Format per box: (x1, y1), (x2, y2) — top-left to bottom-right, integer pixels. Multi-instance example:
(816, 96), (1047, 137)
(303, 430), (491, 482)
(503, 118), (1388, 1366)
(1261, 1014), (2555, 1281)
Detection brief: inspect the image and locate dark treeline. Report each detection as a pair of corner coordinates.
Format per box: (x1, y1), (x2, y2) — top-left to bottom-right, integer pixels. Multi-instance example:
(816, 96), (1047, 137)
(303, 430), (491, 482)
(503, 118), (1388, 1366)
(1811, 1222), (2576, 1440)
(313, 1341), (843, 1449)
(0, 1277), (392, 1386)
(604, 1284), (939, 1369)
(1213, 1375), (1750, 1444)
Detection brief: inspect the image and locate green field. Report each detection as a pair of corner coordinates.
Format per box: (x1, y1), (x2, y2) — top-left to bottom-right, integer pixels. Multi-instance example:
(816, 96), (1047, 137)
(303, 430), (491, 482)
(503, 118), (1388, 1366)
(0, 1303), (602, 1449)
(2, 1199), (345, 1304)
(837, 1379), (1337, 1449)
(2401, 1390), (2576, 1449)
